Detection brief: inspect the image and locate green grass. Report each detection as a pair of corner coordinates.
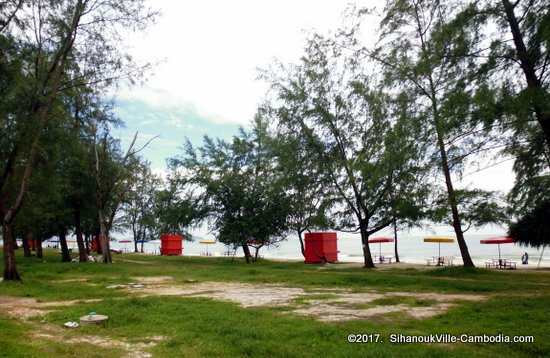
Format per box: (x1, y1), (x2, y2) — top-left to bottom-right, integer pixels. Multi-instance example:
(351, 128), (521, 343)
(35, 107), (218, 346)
(1, 249), (550, 357)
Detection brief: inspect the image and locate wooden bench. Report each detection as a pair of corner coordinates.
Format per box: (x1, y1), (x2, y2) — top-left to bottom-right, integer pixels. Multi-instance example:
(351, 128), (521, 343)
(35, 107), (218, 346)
(505, 261), (517, 269)
(375, 255), (393, 264)
(486, 260), (517, 269)
(426, 256), (453, 266)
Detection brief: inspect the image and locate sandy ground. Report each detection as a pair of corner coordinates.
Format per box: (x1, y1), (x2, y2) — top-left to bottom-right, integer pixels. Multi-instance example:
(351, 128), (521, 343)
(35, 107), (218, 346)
(316, 260), (550, 271)
(123, 276), (486, 322)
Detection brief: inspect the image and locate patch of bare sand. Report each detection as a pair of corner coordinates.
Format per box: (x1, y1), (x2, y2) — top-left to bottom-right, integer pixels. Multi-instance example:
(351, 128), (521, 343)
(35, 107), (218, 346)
(31, 323), (164, 358)
(0, 276), (487, 327)
(0, 296), (102, 320)
(136, 281), (306, 307)
(131, 276), (173, 284)
(292, 303), (414, 322)
(129, 281), (485, 322)
(292, 290), (484, 322)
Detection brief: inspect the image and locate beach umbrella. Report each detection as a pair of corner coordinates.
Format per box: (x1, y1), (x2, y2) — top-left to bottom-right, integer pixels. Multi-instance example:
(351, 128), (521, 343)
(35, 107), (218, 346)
(368, 237), (395, 257)
(119, 239), (132, 251)
(199, 239), (216, 255)
(423, 237), (454, 258)
(480, 237), (515, 261)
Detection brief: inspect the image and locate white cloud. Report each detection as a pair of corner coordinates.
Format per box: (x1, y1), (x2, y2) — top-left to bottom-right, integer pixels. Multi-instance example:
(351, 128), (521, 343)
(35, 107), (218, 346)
(117, 0), (376, 125)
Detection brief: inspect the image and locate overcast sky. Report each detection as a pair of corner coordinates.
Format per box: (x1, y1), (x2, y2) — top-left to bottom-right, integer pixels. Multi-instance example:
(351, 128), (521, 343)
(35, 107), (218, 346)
(113, 1), (374, 168)
(112, 0), (514, 198)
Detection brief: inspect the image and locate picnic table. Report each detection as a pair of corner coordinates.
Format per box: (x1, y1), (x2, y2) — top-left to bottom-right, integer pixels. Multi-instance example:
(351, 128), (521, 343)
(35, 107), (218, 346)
(485, 259), (517, 269)
(374, 255), (393, 264)
(426, 256), (453, 266)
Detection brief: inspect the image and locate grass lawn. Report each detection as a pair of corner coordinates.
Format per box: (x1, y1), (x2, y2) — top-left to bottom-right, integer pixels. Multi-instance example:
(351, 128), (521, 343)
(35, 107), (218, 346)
(1, 249), (549, 357)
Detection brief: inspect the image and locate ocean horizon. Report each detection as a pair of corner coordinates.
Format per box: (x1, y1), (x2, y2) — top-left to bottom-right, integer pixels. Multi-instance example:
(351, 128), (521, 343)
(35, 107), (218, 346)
(97, 231), (550, 267)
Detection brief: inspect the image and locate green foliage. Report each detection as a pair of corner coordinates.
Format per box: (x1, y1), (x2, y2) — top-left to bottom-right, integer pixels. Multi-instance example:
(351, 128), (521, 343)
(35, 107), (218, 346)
(373, 0), (516, 267)
(455, 0), (550, 211)
(153, 177), (206, 237)
(509, 199), (550, 248)
(264, 106), (335, 239)
(1, 0), (158, 278)
(429, 189), (508, 232)
(120, 163), (162, 245)
(263, 29), (429, 266)
(170, 116), (291, 252)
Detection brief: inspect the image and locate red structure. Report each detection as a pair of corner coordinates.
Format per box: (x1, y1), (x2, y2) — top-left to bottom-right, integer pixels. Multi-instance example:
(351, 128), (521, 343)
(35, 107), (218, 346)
(304, 232), (338, 263)
(92, 236), (110, 252)
(160, 234), (183, 255)
(26, 237), (37, 251)
(91, 238), (99, 252)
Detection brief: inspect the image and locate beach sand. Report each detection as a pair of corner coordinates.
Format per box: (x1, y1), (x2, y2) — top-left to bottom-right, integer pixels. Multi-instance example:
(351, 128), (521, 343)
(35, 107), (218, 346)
(315, 260), (550, 271)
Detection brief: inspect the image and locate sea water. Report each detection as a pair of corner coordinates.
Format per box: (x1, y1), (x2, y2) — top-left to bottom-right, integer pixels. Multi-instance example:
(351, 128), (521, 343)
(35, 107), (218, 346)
(106, 231), (549, 267)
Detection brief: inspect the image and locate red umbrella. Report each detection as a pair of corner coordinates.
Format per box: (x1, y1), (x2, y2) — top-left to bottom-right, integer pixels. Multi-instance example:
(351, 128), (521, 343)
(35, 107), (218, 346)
(119, 239), (132, 251)
(368, 237), (395, 257)
(480, 237), (515, 261)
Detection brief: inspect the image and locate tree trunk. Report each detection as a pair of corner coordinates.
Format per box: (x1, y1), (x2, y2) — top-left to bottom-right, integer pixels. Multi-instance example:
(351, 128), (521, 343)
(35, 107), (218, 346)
(58, 229), (71, 262)
(425, 55), (475, 267)
(253, 245), (264, 261)
(22, 233), (31, 257)
(132, 222), (138, 253)
(360, 219), (376, 269)
(74, 207), (88, 262)
(2, 221), (21, 281)
(242, 243), (252, 264)
(393, 217), (400, 263)
(36, 234), (43, 259)
(98, 209), (112, 263)
(297, 229), (306, 258)
(435, 120), (475, 268)
(501, 0), (550, 151)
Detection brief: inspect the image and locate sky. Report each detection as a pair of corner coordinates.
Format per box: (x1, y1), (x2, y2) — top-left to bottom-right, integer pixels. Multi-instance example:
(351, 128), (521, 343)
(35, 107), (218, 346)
(113, 0), (375, 170)
(111, 0), (515, 202)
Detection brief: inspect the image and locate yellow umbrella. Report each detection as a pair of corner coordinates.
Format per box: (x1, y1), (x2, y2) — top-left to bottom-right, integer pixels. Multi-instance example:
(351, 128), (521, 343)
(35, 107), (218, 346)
(423, 237), (454, 258)
(199, 239), (216, 255)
